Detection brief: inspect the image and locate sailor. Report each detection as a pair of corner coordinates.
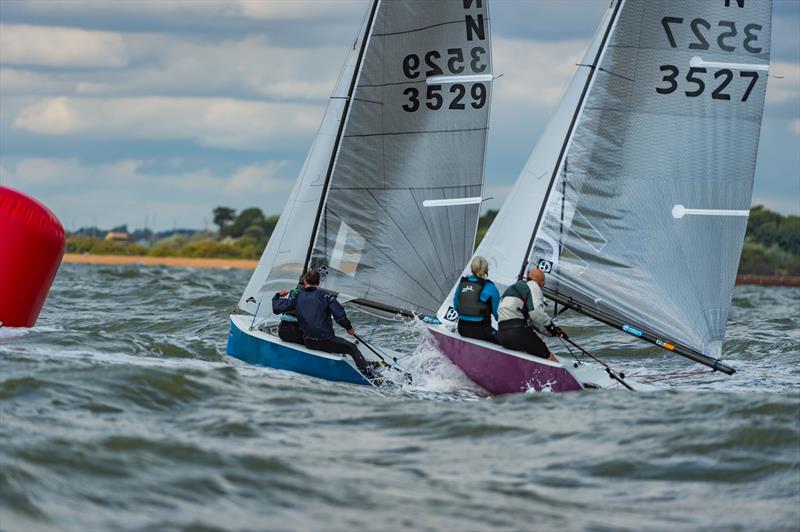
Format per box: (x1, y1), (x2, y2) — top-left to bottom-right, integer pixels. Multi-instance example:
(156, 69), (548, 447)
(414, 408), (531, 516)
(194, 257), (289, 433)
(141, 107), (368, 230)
(271, 273), (306, 346)
(497, 267), (563, 361)
(272, 270), (374, 378)
(453, 256), (500, 343)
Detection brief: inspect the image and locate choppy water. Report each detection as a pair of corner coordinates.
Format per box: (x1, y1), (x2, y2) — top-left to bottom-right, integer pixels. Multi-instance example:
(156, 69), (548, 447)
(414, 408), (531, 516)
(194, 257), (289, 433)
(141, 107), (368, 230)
(1, 264), (798, 531)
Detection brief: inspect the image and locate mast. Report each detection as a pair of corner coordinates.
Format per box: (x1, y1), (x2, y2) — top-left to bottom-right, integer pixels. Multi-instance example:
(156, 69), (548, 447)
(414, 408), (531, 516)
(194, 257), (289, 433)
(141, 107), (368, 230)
(302, 0), (380, 273)
(516, 0), (623, 281)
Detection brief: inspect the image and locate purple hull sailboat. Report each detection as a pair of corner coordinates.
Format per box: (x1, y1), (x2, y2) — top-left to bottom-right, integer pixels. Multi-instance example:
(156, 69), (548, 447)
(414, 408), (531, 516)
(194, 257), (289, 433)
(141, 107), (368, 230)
(430, 0), (772, 393)
(429, 327), (583, 393)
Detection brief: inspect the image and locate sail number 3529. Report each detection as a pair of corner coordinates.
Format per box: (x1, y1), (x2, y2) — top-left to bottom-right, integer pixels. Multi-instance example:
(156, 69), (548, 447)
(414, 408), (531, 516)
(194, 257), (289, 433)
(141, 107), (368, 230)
(401, 47), (488, 112)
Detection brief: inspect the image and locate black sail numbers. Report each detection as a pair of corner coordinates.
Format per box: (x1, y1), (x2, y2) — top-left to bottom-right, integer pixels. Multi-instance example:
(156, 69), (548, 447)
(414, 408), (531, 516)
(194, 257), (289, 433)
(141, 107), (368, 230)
(656, 2), (765, 103)
(401, 1), (489, 113)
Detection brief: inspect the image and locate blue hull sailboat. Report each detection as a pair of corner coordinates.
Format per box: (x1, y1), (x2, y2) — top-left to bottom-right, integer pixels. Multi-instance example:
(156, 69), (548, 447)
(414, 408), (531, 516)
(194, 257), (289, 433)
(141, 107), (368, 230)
(227, 0), (495, 385)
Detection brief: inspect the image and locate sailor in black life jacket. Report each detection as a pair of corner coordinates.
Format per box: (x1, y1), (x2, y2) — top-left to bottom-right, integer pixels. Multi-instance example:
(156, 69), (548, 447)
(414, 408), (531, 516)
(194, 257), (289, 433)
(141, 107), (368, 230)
(272, 270), (377, 379)
(271, 272), (306, 346)
(453, 256), (500, 343)
(497, 267), (564, 361)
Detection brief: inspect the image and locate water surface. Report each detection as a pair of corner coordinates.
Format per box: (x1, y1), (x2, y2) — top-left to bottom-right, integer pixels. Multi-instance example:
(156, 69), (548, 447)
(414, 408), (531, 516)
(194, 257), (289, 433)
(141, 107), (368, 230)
(1, 264), (798, 531)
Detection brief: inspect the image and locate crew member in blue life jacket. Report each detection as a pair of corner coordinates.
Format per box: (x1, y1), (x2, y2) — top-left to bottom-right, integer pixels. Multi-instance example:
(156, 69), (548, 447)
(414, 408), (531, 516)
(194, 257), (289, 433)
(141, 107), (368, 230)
(453, 256), (500, 343)
(272, 273), (306, 346)
(497, 267), (561, 361)
(272, 270), (374, 378)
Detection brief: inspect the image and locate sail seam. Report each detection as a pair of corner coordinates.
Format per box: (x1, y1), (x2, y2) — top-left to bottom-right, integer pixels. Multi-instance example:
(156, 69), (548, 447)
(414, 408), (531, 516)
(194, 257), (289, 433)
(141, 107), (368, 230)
(364, 189), (449, 295)
(372, 19), (466, 37)
(410, 188), (450, 282)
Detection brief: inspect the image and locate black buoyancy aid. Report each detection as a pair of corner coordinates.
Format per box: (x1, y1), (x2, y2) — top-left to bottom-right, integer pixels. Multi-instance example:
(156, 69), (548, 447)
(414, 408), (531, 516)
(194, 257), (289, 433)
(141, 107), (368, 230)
(285, 284), (303, 318)
(503, 280), (530, 313)
(456, 276), (491, 318)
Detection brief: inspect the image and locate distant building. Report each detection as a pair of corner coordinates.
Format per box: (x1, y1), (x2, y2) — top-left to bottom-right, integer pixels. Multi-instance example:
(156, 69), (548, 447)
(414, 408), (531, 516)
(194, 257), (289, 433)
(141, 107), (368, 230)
(105, 231), (130, 242)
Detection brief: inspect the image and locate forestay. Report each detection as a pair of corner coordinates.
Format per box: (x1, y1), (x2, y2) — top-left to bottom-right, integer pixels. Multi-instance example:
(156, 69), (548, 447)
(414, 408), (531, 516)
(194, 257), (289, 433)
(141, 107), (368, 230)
(239, 0), (493, 318)
(442, 0), (772, 369)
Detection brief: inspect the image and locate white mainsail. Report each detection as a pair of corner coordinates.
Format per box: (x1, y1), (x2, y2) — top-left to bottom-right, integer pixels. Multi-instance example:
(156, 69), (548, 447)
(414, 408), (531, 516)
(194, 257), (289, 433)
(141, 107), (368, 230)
(440, 0), (772, 373)
(239, 0), (494, 319)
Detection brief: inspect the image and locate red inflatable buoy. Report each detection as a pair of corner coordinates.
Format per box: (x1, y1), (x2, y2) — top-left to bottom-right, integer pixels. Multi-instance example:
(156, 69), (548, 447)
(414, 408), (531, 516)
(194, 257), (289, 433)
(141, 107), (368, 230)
(0, 186), (65, 327)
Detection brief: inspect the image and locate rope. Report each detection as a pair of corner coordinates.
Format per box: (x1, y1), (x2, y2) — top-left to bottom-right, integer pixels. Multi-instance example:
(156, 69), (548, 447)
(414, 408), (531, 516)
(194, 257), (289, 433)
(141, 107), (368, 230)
(558, 334), (635, 391)
(558, 337), (583, 365)
(353, 333), (411, 379)
(366, 319), (380, 343)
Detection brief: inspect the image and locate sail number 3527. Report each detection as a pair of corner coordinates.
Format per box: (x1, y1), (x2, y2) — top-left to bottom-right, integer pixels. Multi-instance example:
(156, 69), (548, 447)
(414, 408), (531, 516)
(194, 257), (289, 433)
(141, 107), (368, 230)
(656, 15), (764, 102)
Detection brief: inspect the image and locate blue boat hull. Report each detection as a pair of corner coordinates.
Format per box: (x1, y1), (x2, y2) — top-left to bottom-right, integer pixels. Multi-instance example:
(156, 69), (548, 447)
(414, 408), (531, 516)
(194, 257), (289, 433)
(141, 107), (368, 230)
(226, 317), (370, 385)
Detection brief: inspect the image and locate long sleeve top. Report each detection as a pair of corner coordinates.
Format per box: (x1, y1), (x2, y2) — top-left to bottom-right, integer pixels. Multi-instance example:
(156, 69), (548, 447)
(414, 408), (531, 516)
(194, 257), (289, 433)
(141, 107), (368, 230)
(497, 279), (552, 333)
(272, 287), (351, 340)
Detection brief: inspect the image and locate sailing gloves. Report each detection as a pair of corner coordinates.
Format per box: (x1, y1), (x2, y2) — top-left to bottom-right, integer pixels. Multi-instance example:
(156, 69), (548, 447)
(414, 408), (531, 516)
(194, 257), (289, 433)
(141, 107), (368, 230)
(546, 323), (568, 339)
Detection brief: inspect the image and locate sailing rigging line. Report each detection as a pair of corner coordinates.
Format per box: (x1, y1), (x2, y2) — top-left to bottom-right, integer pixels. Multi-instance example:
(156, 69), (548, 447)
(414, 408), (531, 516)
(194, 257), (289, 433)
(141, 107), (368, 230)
(517, 0), (623, 281)
(554, 158), (568, 316)
(302, 0), (380, 274)
(558, 336), (583, 365)
(353, 332), (411, 378)
(557, 335), (634, 391)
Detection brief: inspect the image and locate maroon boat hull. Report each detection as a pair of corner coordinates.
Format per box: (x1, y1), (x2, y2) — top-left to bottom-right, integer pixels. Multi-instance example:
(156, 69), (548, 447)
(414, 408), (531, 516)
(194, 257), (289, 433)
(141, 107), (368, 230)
(430, 328), (584, 394)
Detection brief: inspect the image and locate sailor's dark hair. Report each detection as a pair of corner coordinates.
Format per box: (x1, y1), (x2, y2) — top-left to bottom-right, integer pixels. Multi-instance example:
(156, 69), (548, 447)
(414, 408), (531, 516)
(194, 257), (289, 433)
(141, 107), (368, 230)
(305, 270), (320, 286)
(298, 272), (306, 283)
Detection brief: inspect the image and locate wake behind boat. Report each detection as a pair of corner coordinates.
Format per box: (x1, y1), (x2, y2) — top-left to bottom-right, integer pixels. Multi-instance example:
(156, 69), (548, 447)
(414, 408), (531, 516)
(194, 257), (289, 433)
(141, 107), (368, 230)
(430, 0), (773, 393)
(228, 0), (494, 385)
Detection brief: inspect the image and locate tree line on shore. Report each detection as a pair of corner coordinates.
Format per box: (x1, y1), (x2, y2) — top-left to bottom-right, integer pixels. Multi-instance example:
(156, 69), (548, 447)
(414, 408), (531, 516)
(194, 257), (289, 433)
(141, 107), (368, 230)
(67, 205), (799, 276)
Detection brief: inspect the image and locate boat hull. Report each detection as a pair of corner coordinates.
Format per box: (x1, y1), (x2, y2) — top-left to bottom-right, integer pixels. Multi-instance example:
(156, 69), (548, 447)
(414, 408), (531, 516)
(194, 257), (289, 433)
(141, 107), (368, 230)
(429, 326), (584, 394)
(227, 315), (369, 386)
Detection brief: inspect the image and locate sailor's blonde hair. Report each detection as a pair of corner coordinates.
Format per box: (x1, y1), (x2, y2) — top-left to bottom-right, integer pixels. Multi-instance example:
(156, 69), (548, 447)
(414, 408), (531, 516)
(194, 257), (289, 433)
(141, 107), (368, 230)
(471, 256), (489, 278)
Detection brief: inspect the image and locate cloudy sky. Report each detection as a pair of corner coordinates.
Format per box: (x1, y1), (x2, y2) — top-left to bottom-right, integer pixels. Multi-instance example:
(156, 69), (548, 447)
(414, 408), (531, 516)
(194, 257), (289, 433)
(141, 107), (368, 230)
(1, 0), (798, 231)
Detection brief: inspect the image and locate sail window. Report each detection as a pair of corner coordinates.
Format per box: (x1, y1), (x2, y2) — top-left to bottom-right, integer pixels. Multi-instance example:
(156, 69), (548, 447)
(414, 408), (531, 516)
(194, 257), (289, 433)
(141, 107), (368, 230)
(558, 246), (589, 277)
(329, 221), (365, 277)
(569, 209), (608, 253)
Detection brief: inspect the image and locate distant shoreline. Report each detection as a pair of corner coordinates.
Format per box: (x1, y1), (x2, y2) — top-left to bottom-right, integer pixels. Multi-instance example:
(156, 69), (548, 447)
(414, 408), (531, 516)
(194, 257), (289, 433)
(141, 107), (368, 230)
(61, 254), (800, 286)
(735, 275), (800, 287)
(62, 253), (258, 270)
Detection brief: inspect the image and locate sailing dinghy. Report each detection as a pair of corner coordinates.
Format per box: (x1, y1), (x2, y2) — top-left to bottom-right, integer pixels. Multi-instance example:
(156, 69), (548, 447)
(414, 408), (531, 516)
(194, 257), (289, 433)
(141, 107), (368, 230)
(429, 0), (772, 393)
(228, 0), (494, 385)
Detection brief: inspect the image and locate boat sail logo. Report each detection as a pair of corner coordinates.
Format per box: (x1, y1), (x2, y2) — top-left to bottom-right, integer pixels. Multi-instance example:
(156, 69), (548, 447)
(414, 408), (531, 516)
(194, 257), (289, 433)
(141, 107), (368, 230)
(537, 259), (553, 273)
